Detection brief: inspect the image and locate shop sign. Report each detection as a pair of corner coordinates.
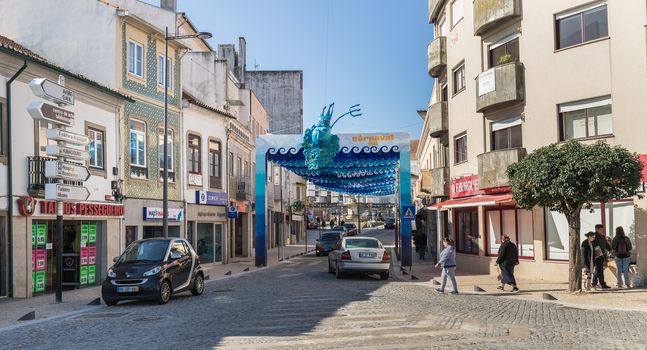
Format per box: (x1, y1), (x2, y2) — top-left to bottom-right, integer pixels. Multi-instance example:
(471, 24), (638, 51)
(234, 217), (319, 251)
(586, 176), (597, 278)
(40, 201), (125, 216)
(227, 205), (238, 219)
(188, 173), (203, 186)
(143, 207), (183, 221)
(478, 68), (496, 96)
(196, 191), (227, 206)
(450, 174), (484, 199)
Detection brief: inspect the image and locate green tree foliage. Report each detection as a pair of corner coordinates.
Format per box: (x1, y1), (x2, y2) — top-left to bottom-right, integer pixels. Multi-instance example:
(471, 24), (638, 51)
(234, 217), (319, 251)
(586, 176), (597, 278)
(507, 141), (643, 291)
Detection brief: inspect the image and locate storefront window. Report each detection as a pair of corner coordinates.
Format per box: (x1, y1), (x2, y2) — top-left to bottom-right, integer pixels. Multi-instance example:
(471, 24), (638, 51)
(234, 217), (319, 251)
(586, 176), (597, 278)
(455, 209), (479, 254)
(125, 226), (137, 247)
(144, 226), (180, 239)
(196, 223), (223, 264)
(486, 208), (534, 257)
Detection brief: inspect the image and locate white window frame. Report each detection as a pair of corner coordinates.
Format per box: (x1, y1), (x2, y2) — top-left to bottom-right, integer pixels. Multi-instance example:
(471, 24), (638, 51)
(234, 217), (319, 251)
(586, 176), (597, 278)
(129, 119), (147, 168)
(87, 127), (105, 169)
(450, 0), (464, 28)
(452, 62), (466, 94)
(559, 96), (612, 140)
(128, 40), (144, 78)
(158, 128), (175, 174)
(157, 54), (172, 88)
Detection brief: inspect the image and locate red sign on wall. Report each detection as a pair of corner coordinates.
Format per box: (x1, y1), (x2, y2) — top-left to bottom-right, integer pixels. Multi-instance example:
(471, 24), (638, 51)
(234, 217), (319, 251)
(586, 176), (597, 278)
(450, 175), (484, 199)
(40, 201), (124, 216)
(640, 154), (647, 181)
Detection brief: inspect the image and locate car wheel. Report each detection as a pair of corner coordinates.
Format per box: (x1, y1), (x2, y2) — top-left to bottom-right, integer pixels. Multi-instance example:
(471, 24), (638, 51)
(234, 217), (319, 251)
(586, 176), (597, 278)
(103, 297), (117, 306)
(335, 262), (344, 279)
(158, 280), (172, 304)
(328, 261), (334, 274)
(191, 273), (204, 296)
(380, 271), (390, 280)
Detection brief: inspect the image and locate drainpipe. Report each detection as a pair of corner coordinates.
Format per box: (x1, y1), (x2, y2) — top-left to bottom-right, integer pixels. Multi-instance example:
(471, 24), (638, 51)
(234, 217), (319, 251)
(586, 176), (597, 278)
(6, 60), (28, 297)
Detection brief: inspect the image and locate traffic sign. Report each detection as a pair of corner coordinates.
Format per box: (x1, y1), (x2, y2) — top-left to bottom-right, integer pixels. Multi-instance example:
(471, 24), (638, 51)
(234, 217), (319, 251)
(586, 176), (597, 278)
(46, 128), (90, 146)
(402, 205), (415, 220)
(227, 205), (238, 219)
(45, 183), (90, 201)
(27, 101), (74, 127)
(45, 160), (90, 181)
(46, 145), (89, 161)
(29, 78), (75, 105)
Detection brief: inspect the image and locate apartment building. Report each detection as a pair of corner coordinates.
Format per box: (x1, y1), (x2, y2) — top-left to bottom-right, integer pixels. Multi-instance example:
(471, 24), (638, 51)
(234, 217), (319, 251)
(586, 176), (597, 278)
(422, 0), (647, 281)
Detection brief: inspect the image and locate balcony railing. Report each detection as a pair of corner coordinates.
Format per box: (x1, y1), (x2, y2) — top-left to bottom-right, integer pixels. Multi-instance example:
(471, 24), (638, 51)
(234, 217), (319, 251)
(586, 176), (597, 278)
(477, 148), (526, 189)
(476, 62), (525, 113)
(427, 102), (448, 137)
(473, 0), (522, 36)
(28, 156), (83, 197)
(427, 37), (447, 78)
(235, 176), (251, 201)
(421, 167), (449, 197)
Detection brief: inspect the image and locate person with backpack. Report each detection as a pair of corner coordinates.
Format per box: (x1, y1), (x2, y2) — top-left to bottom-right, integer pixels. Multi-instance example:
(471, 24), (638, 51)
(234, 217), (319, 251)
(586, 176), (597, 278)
(496, 235), (519, 293)
(612, 226), (633, 288)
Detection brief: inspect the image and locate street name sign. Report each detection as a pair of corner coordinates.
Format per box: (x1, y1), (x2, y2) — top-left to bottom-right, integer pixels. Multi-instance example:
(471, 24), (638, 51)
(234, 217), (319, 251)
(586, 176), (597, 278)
(46, 144), (89, 161)
(45, 183), (90, 201)
(27, 101), (74, 127)
(46, 128), (90, 146)
(29, 78), (75, 105)
(45, 160), (90, 181)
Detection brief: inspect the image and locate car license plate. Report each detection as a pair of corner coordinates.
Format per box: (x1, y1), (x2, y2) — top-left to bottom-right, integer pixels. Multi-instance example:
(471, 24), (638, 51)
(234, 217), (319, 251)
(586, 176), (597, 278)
(359, 252), (376, 258)
(117, 286), (139, 293)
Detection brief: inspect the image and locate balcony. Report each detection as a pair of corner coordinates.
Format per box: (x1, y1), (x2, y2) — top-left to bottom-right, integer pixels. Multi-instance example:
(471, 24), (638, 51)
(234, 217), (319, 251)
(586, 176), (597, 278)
(476, 62), (524, 113)
(228, 176), (251, 201)
(273, 184), (283, 201)
(28, 156), (83, 197)
(477, 148), (526, 189)
(426, 102), (448, 137)
(473, 0), (522, 36)
(427, 37), (446, 78)
(421, 167), (449, 197)
(428, 0), (445, 23)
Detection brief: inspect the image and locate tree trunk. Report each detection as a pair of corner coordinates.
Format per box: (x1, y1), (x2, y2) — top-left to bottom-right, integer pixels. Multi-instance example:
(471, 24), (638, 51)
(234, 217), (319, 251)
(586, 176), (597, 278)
(566, 210), (583, 292)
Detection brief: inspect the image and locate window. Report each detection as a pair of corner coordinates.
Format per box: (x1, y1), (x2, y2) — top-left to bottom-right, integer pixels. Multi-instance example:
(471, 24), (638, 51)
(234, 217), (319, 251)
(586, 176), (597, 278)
(128, 40), (143, 77)
(559, 97), (612, 140)
(455, 209), (478, 254)
(87, 127), (105, 170)
(556, 4), (608, 49)
(158, 128), (174, 181)
(237, 156), (242, 177)
(452, 62), (465, 94)
(454, 133), (467, 164)
(244, 160), (249, 178)
(438, 16), (448, 37)
(188, 134), (201, 174)
(129, 119), (147, 176)
(440, 78), (448, 102)
(228, 152), (234, 176)
(489, 36), (519, 68)
(486, 208), (534, 257)
(450, 0), (464, 27)
(208, 140), (221, 188)
(157, 55), (172, 88)
(125, 226), (138, 247)
(491, 116), (522, 150)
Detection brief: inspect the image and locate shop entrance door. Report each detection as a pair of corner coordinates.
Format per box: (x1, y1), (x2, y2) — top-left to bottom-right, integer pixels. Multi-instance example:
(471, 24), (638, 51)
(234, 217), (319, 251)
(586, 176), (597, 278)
(235, 214), (244, 256)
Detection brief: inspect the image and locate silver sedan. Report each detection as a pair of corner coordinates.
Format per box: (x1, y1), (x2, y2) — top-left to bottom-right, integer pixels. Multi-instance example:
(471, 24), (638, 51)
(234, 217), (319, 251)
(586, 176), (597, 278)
(328, 237), (391, 280)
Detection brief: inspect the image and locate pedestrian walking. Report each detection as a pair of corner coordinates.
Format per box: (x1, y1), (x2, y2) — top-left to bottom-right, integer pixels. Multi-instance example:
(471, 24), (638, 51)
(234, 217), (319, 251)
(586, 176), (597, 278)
(612, 226), (633, 288)
(415, 232), (427, 260)
(435, 238), (458, 294)
(496, 235), (519, 293)
(582, 231), (609, 289)
(330, 219), (335, 228)
(593, 224), (612, 288)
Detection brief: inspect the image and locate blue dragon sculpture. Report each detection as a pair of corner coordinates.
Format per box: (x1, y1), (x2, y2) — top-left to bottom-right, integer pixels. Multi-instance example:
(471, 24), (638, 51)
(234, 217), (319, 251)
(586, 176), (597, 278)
(303, 103), (362, 171)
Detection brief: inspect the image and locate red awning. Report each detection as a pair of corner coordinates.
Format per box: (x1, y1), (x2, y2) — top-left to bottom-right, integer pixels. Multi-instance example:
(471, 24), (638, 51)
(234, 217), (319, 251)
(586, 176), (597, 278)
(640, 154), (647, 181)
(427, 194), (514, 209)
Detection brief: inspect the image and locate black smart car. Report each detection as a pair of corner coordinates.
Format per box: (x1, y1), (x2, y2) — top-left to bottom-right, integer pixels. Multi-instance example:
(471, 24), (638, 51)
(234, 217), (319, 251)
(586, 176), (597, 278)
(102, 238), (204, 305)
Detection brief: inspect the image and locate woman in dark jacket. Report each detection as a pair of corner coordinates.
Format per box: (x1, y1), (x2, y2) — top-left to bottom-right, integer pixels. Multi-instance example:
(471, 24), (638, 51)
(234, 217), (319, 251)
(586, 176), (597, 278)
(611, 226), (633, 288)
(496, 235), (519, 292)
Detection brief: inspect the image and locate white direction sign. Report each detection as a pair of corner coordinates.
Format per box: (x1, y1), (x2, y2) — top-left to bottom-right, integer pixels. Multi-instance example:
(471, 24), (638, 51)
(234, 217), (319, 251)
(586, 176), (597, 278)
(27, 101), (74, 127)
(46, 144), (89, 161)
(45, 160), (90, 181)
(46, 128), (90, 146)
(29, 78), (75, 105)
(45, 183), (90, 201)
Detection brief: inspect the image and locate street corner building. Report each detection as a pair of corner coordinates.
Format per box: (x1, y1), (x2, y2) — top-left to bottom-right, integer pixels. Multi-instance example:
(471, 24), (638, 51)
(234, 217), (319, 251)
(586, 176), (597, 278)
(415, 0), (647, 283)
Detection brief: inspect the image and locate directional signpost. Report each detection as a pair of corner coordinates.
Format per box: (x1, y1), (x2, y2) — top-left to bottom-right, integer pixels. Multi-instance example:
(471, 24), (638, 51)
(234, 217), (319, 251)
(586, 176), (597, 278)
(28, 77), (85, 303)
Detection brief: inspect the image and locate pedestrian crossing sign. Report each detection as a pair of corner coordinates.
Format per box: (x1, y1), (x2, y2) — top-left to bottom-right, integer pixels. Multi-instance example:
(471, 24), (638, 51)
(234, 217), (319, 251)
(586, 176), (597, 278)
(402, 206), (415, 220)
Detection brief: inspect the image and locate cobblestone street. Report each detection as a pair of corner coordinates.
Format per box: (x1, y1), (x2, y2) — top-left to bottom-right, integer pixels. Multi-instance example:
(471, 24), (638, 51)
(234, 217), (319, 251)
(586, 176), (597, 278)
(2, 246), (647, 350)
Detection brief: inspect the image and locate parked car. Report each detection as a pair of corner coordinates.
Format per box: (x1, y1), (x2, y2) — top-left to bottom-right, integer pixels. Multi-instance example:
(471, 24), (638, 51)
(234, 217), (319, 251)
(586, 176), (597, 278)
(328, 237), (391, 280)
(342, 223), (358, 236)
(315, 232), (342, 256)
(384, 218), (396, 229)
(102, 238), (204, 306)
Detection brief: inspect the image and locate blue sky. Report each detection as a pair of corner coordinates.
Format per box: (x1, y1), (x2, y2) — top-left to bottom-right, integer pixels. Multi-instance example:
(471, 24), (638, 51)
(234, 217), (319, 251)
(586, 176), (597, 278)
(168, 0), (433, 139)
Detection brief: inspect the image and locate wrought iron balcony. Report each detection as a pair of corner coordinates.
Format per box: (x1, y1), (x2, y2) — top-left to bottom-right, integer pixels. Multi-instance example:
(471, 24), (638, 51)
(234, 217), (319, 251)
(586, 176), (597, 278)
(232, 176), (250, 201)
(426, 102), (448, 137)
(28, 156), (83, 198)
(427, 37), (446, 78)
(476, 62), (525, 113)
(421, 167), (449, 197)
(477, 148), (526, 189)
(473, 0), (522, 36)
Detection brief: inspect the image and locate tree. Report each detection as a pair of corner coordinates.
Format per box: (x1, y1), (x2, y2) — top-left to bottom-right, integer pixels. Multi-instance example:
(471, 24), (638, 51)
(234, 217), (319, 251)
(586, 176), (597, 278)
(507, 141), (643, 292)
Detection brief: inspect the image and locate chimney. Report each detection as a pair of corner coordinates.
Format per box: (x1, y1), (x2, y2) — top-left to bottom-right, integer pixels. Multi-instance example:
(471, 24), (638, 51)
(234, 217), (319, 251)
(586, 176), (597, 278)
(237, 37), (247, 86)
(160, 0), (177, 12)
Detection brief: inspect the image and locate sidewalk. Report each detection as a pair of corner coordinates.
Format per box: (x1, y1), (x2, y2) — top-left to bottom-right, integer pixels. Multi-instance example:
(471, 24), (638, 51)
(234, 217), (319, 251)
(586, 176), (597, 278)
(391, 248), (647, 312)
(0, 243), (314, 330)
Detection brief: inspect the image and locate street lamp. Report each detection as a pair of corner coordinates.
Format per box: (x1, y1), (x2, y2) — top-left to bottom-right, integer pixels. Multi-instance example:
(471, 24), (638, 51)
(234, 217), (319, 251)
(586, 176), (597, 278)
(163, 27), (212, 237)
